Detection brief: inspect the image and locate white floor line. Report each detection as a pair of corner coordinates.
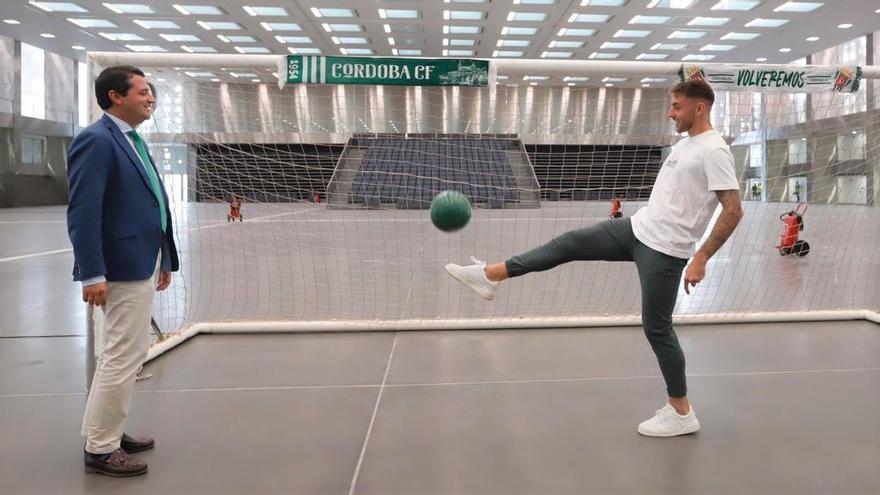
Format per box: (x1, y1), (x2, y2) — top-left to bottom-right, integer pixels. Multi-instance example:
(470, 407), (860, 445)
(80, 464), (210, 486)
(191, 207), (323, 231)
(347, 332), (399, 495)
(2, 366), (878, 400)
(0, 248), (72, 264)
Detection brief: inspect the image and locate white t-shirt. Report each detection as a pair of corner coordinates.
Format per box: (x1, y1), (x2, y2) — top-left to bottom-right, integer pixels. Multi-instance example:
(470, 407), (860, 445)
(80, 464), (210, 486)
(631, 129), (739, 259)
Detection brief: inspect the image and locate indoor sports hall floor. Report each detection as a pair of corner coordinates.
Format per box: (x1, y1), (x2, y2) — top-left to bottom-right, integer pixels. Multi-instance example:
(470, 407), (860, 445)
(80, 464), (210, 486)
(1, 204), (878, 495)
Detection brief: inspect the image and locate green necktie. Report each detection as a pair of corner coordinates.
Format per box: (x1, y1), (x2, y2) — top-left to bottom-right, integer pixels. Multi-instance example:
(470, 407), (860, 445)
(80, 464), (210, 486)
(127, 130), (167, 233)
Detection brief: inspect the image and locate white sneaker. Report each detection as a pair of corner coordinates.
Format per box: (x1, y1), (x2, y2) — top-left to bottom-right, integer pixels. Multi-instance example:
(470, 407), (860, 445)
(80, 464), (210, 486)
(445, 257), (499, 300)
(637, 403), (700, 437)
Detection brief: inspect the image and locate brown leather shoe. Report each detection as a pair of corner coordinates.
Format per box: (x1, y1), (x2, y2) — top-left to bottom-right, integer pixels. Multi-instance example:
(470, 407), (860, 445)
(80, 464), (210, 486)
(120, 433), (155, 453)
(84, 448), (148, 477)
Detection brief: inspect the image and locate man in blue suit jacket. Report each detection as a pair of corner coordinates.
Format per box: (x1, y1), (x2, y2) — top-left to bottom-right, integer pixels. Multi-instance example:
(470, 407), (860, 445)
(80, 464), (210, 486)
(67, 66), (178, 477)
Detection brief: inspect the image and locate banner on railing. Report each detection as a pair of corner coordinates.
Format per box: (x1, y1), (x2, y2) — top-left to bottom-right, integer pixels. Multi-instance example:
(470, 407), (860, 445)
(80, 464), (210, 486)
(282, 55), (490, 87)
(680, 64), (862, 93)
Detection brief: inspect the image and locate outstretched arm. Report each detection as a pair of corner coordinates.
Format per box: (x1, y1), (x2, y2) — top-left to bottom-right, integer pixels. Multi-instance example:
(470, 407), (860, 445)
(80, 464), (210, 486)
(683, 190), (743, 294)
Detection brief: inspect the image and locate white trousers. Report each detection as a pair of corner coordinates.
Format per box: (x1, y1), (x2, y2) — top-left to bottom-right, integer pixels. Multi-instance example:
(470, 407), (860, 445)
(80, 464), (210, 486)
(81, 259), (159, 454)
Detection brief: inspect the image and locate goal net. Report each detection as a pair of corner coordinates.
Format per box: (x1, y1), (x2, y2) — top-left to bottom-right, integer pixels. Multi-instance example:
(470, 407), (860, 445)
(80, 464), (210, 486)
(84, 53), (880, 358)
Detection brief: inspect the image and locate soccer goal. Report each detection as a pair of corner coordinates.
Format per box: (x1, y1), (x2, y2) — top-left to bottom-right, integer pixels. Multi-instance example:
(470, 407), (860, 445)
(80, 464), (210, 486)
(84, 53), (880, 364)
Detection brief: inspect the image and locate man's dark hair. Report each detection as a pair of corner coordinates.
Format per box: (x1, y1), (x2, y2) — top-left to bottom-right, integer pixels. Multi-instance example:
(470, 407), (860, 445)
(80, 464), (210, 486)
(670, 79), (715, 107)
(94, 65), (145, 110)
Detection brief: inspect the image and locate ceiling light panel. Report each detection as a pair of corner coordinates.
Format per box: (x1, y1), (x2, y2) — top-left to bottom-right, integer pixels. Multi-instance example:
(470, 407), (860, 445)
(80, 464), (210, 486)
(508, 12), (548, 21)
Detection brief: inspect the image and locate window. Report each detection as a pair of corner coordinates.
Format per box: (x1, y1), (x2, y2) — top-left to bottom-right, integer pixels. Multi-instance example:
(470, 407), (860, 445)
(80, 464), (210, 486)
(787, 138), (807, 165)
(837, 130), (866, 161)
(21, 43), (46, 119)
(78, 61), (89, 127)
(21, 135), (45, 165)
(749, 143), (763, 168)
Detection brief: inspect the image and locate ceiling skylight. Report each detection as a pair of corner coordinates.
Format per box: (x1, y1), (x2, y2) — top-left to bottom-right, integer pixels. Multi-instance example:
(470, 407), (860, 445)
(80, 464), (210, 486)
(444, 49), (475, 56)
(568, 14), (612, 23)
(601, 41), (635, 49)
(379, 9), (419, 19)
(67, 18), (116, 28)
(493, 50), (524, 57)
(244, 6), (288, 16)
(581, 0), (626, 5)
(701, 43), (737, 51)
(550, 40), (584, 48)
(682, 54), (715, 60)
(275, 36), (312, 44)
(341, 48), (373, 55)
(218, 35), (258, 43)
(332, 36), (369, 44)
(502, 27), (538, 35)
(563, 76), (590, 82)
(745, 18), (789, 27)
(508, 12), (548, 21)
(647, 0), (696, 8)
(288, 47), (321, 54)
(197, 21), (242, 30)
(321, 23), (361, 32)
(135, 20), (181, 29)
(614, 30), (652, 38)
(637, 53), (669, 60)
(688, 17), (730, 26)
(542, 51), (573, 58)
(395, 49), (422, 56)
(721, 32), (760, 40)
(125, 44), (166, 52)
(629, 15), (671, 24)
(652, 42), (688, 50)
(668, 30), (707, 38)
(159, 33), (201, 42)
(589, 52), (620, 59)
(311, 8), (356, 18)
(711, 1), (760, 9)
(557, 28), (596, 36)
(182, 46), (217, 53)
(99, 32), (144, 41)
(444, 26), (481, 34)
(444, 10), (485, 20)
(235, 46), (271, 54)
(103, 3), (154, 14)
(31, 2), (87, 12)
(172, 5), (225, 15)
(774, 2), (823, 12)
(497, 39), (530, 47)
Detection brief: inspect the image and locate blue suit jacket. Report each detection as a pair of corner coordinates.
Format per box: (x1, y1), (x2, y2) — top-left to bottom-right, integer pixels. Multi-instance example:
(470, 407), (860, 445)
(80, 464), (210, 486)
(67, 114), (179, 282)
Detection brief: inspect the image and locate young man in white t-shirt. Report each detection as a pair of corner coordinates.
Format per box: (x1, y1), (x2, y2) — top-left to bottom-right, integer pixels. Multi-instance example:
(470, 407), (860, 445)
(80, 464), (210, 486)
(445, 79), (743, 437)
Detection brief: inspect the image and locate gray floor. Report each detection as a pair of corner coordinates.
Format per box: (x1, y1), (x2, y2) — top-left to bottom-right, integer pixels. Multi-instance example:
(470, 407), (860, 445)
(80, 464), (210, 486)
(1, 205), (879, 494)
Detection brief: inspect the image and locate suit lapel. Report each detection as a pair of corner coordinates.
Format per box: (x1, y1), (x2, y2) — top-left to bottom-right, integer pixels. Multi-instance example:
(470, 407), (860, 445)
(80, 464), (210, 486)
(101, 114), (152, 191)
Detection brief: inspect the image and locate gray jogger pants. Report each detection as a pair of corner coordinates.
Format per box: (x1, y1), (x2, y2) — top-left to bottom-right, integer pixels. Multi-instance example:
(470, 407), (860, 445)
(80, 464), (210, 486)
(505, 218), (690, 397)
